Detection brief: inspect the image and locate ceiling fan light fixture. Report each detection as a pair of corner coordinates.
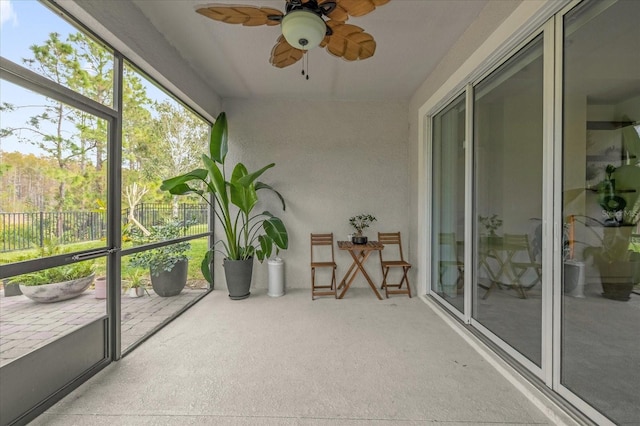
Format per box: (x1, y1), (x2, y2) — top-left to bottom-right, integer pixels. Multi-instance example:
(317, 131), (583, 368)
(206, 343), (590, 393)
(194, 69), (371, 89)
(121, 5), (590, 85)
(281, 10), (326, 50)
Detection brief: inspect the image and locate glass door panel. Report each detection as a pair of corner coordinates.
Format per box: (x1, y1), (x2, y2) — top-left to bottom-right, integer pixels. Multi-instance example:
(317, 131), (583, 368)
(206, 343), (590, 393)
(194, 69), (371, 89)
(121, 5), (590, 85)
(119, 63), (210, 354)
(561, 0), (640, 422)
(0, 77), (110, 424)
(432, 93), (466, 313)
(1, 80), (110, 354)
(473, 35), (544, 366)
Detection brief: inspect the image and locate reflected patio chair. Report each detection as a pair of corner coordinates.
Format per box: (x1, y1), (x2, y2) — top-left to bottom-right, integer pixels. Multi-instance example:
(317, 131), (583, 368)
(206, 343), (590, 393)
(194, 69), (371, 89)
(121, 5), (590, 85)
(503, 233), (542, 299)
(378, 232), (412, 298)
(438, 233), (464, 294)
(477, 235), (506, 299)
(310, 233), (337, 300)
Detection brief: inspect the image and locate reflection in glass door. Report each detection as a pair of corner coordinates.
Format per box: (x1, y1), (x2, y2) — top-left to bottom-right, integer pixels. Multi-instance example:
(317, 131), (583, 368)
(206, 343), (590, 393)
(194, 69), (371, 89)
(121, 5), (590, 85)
(561, 0), (640, 422)
(432, 93), (466, 313)
(473, 34), (544, 367)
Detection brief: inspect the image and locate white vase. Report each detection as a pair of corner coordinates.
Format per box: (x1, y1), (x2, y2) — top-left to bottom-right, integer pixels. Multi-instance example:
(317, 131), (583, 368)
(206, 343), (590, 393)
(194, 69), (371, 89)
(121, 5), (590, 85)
(94, 276), (107, 299)
(129, 287), (144, 298)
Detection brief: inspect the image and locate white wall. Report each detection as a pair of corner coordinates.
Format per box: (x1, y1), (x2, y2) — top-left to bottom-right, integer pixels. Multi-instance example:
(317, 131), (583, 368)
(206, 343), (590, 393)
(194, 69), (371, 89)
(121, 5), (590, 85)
(215, 98), (409, 293)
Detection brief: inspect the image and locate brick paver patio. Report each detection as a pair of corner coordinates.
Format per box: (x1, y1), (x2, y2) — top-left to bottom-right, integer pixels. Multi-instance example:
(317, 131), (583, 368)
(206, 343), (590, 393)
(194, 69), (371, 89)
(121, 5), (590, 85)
(0, 286), (208, 366)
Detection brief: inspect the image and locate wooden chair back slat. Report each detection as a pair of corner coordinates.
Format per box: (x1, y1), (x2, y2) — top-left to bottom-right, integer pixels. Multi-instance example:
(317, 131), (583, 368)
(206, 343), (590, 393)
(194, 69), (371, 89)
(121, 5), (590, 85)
(310, 233), (335, 263)
(378, 232), (405, 261)
(310, 233), (334, 245)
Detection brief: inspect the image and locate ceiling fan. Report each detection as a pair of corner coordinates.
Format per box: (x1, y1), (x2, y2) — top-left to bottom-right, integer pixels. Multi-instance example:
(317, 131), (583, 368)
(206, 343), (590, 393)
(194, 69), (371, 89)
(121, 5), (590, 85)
(196, 0), (390, 68)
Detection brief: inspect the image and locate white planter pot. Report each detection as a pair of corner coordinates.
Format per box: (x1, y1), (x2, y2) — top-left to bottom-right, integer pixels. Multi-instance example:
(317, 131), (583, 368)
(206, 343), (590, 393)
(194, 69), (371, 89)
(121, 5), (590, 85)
(94, 276), (107, 299)
(129, 287), (145, 298)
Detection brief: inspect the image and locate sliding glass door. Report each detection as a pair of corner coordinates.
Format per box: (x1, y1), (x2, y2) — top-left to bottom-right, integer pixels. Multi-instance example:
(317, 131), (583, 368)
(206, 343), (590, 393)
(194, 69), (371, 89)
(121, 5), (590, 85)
(427, 1), (640, 423)
(432, 94), (466, 314)
(560, 0), (640, 422)
(472, 34), (545, 368)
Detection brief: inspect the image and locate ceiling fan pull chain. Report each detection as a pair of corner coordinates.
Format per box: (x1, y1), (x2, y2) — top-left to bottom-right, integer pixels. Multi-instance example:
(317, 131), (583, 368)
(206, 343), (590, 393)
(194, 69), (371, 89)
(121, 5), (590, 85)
(301, 51), (310, 80)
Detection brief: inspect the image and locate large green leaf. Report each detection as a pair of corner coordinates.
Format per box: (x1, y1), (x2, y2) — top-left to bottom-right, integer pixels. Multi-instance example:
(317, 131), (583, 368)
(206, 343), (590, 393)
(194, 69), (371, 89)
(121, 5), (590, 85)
(210, 112), (228, 164)
(160, 168), (208, 191)
(231, 163), (249, 181)
(230, 163), (258, 214)
(165, 183), (200, 196)
(255, 181), (286, 211)
(201, 250), (213, 284)
(235, 163), (275, 187)
(203, 155), (228, 206)
(263, 217), (288, 249)
(256, 235), (272, 262)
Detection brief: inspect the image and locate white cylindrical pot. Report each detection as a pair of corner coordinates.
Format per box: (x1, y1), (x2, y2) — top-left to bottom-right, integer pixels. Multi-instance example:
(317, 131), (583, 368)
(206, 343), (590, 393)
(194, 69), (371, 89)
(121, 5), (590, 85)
(268, 257), (285, 297)
(564, 260), (586, 298)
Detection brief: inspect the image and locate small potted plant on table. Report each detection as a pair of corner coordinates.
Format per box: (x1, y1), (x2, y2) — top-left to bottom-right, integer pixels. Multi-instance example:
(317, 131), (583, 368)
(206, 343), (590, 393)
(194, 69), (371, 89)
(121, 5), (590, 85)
(479, 214), (503, 245)
(349, 214), (377, 244)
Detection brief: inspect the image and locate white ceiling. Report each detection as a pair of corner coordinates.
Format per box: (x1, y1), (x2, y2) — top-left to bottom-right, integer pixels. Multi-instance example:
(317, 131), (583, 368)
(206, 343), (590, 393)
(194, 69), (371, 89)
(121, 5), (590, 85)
(128, 0), (489, 101)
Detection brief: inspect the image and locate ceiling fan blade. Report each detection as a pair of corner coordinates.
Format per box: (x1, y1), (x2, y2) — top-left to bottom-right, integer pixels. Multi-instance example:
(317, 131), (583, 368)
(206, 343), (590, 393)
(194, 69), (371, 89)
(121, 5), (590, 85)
(270, 35), (305, 68)
(328, 0), (390, 20)
(196, 5), (283, 26)
(322, 1), (349, 22)
(324, 21), (376, 61)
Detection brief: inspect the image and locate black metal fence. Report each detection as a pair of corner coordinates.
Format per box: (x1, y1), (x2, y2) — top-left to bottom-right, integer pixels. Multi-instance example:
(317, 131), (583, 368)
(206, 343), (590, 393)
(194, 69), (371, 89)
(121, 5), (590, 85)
(1, 203), (209, 253)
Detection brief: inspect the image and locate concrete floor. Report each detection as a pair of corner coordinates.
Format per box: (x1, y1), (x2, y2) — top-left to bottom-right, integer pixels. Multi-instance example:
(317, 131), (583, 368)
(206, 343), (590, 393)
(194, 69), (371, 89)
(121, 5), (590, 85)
(30, 288), (573, 425)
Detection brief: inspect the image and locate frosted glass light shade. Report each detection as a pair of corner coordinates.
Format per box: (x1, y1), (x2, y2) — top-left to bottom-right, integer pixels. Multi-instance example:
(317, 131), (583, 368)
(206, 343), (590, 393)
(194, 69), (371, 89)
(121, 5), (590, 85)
(281, 10), (326, 50)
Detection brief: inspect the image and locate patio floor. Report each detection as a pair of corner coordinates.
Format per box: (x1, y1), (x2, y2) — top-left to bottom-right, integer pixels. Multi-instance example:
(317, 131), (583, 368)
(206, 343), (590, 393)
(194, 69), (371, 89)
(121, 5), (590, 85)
(26, 287), (575, 425)
(0, 286), (207, 367)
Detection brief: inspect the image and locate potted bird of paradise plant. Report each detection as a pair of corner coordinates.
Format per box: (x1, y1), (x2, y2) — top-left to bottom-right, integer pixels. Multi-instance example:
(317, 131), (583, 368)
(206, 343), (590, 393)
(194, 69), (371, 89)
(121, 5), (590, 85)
(160, 112), (288, 300)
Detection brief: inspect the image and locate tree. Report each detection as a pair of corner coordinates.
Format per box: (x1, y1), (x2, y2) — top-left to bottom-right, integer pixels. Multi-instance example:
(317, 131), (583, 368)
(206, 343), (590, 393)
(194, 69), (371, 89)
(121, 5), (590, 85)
(152, 100), (208, 215)
(67, 33), (113, 191)
(124, 183), (150, 236)
(1, 34), (87, 221)
(121, 64), (154, 178)
(0, 152), (52, 212)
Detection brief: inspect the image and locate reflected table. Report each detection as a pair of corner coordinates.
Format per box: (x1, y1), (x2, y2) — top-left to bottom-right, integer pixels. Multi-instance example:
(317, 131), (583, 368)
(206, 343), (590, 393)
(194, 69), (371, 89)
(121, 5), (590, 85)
(478, 236), (529, 299)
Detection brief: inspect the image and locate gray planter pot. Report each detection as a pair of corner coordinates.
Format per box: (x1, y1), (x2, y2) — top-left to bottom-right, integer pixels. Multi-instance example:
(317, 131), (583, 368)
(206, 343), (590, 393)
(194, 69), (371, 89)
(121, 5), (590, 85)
(223, 258), (253, 300)
(19, 274), (95, 303)
(596, 258), (636, 301)
(150, 259), (188, 297)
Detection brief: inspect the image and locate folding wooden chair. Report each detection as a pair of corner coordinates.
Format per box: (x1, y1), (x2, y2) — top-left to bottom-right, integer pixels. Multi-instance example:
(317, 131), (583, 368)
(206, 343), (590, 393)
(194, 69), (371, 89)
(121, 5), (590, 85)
(438, 233), (464, 293)
(378, 232), (412, 298)
(504, 233), (542, 299)
(310, 233), (337, 300)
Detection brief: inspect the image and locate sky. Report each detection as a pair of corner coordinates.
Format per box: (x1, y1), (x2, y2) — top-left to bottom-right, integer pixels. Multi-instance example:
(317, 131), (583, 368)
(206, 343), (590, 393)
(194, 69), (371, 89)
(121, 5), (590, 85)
(0, 0), (176, 155)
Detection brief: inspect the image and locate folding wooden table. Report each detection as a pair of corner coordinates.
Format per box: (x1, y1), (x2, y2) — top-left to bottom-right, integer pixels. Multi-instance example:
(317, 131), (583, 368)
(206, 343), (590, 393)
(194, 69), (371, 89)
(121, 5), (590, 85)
(337, 240), (384, 300)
